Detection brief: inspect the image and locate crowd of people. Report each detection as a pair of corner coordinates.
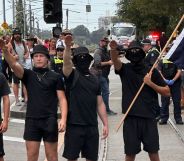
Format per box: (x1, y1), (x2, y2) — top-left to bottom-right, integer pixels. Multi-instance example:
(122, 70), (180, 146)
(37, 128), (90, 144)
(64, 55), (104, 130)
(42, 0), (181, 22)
(0, 28), (184, 161)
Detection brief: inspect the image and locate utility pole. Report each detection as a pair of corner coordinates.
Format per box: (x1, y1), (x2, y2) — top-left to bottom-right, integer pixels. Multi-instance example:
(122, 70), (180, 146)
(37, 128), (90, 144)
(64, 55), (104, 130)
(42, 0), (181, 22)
(66, 9), (69, 29)
(36, 19), (40, 37)
(3, 0), (6, 22)
(12, 0), (16, 27)
(32, 13), (35, 34)
(29, 0), (32, 34)
(23, 0), (26, 38)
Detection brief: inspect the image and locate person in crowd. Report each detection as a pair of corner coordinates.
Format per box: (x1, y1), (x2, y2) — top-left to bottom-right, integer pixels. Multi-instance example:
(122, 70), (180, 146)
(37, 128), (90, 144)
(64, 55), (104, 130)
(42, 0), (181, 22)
(44, 39), (50, 49)
(110, 40), (170, 161)
(1, 35), (12, 86)
(25, 35), (37, 70)
(50, 45), (65, 74)
(157, 32), (168, 51)
(1, 39), (68, 161)
(142, 38), (161, 121)
(93, 37), (117, 115)
(0, 72), (10, 161)
(62, 35), (108, 161)
(56, 29), (72, 48)
(142, 39), (160, 67)
(7, 28), (29, 106)
(49, 38), (57, 59)
(158, 59), (183, 124)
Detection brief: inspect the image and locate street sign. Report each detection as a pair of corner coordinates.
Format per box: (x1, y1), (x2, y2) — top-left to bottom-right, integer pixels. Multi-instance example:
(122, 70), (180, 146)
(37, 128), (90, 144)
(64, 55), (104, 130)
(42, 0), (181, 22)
(1, 22), (9, 29)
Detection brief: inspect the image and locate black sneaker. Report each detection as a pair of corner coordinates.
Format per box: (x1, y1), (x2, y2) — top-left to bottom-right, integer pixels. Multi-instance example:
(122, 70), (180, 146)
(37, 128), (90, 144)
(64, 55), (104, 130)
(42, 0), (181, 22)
(107, 110), (117, 116)
(159, 120), (167, 125)
(176, 120), (184, 125)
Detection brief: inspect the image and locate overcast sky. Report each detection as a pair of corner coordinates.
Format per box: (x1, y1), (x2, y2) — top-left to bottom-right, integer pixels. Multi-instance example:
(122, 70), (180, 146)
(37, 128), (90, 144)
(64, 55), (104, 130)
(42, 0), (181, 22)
(0, 0), (118, 32)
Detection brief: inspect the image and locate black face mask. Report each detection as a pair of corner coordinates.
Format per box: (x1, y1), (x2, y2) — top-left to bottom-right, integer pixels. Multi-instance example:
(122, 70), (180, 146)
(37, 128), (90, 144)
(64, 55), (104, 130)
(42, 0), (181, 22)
(74, 55), (91, 74)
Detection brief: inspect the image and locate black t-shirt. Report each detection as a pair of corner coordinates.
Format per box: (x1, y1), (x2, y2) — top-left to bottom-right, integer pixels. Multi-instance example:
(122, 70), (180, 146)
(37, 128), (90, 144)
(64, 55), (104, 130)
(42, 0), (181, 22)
(64, 70), (101, 126)
(0, 73), (11, 120)
(115, 63), (166, 119)
(22, 68), (64, 118)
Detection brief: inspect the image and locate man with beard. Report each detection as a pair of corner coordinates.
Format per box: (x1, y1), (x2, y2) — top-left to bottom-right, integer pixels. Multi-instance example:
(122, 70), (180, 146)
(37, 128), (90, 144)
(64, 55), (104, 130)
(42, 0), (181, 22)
(62, 35), (108, 161)
(0, 39), (68, 161)
(7, 28), (29, 106)
(110, 40), (170, 161)
(93, 38), (117, 115)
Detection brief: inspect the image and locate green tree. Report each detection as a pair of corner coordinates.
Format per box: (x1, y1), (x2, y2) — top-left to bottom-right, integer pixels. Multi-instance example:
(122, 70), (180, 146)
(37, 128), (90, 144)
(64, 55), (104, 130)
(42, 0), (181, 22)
(90, 28), (106, 44)
(72, 25), (90, 37)
(72, 25), (91, 46)
(117, 0), (184, 37)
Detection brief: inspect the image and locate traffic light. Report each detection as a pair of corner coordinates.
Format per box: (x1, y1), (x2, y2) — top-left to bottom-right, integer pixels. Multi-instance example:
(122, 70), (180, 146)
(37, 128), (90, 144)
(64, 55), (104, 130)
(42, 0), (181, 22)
(52, 27), (62, 38)
(44, 0), (62, 24)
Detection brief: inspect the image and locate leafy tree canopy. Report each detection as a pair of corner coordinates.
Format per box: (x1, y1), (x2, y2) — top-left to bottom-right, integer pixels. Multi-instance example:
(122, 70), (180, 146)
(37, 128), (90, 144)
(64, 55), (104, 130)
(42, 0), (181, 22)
(116, 0), (184, 36)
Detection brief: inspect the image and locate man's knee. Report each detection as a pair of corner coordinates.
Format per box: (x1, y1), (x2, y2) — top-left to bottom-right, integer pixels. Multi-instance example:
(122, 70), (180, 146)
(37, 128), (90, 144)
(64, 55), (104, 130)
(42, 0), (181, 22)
(46, 153), (58, 161)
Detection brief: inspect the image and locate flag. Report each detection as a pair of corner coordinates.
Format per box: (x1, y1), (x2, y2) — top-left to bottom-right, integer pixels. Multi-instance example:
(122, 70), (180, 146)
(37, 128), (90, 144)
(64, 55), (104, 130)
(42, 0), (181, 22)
(165, 28), (184, 69)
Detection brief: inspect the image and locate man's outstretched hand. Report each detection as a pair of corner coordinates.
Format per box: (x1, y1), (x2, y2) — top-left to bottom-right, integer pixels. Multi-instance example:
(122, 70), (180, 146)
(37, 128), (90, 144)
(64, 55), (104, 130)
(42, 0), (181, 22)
(64, 35), (73, 47)
(109, 40), (118, 50)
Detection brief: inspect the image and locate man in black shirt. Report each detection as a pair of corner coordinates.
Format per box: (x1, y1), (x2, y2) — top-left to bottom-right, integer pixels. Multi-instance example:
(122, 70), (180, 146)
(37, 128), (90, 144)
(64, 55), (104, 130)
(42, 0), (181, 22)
(0, 73), (10, 161)
(62, 35), (108, 161)
(110, 40), (170, 161)
(1, 39), (68, 161)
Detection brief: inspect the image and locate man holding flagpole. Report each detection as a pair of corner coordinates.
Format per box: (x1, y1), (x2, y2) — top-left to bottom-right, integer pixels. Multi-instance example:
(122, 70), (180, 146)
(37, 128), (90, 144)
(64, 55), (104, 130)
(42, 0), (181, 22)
(110, 40), (170, 161)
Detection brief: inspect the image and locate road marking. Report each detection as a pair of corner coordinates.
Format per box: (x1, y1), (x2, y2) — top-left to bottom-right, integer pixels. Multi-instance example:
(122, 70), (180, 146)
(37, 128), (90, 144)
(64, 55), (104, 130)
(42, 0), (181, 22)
(109, 97), (121, 100)
(43, 132), (65, 161)
(4, 136), (44, 145)
(10, 118), (25, 124)
(3, 136), (25, 143)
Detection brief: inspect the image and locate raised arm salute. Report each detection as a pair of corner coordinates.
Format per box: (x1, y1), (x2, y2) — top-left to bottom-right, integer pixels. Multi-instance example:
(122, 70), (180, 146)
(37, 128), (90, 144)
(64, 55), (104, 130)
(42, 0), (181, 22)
(62, 35), (108, 161)
(0, 39), (68, 161)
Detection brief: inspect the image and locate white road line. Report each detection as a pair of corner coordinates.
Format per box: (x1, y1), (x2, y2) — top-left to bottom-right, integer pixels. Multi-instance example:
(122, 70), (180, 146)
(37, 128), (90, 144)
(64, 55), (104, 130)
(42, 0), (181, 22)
(3, 136), (25, 143)
(4, 136), (44, 145)
(10, 119), (25, 124)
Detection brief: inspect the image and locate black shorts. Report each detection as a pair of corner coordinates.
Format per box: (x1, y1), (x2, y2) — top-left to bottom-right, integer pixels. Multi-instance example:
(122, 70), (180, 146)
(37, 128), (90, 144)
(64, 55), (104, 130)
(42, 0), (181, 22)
(63, 125), (99, 161)
(0, 133), (5, 157)
(24, 117), (58, 142)
(123, 116), (159, 155)
(12, 73), (20, 84)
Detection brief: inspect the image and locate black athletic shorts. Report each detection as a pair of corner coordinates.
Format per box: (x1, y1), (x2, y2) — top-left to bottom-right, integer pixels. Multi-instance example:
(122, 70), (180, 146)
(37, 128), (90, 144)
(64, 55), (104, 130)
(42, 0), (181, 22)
(12, 73), (20, 84)
(24, 117), (58, 142)
(63, 125), (99, 161)
(123, 116), (159, 155)
(0, 133), (5, 157)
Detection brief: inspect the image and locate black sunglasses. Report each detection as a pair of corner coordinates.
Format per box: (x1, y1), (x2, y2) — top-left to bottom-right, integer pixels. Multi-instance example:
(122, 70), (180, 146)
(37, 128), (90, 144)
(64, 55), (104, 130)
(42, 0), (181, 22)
(57, 49), (64, 52)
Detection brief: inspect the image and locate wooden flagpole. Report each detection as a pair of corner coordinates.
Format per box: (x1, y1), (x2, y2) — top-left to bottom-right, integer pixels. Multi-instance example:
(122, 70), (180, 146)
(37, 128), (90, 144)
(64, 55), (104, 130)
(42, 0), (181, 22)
(116, 14), (184, 132)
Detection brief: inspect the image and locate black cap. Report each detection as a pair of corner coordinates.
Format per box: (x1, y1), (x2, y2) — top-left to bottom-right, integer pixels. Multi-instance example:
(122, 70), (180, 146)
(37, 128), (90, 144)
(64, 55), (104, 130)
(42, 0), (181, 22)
(31, 45), (50, 59)
(141, 39), (151, 45)
(12, 28), (21, 35)
(26, 35), (37, 43)
(73, 46), (93, 60)
(125, 47), (146, 61)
